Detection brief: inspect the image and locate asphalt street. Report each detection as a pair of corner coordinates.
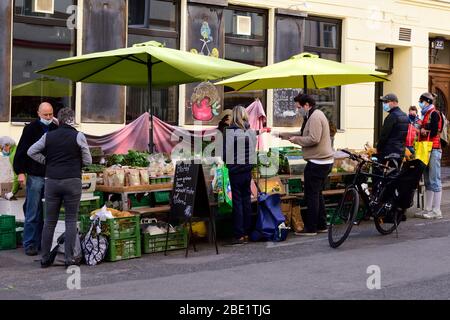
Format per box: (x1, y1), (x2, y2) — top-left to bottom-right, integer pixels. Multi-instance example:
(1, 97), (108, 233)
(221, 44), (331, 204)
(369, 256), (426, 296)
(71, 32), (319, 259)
(0, 190), (449, 300)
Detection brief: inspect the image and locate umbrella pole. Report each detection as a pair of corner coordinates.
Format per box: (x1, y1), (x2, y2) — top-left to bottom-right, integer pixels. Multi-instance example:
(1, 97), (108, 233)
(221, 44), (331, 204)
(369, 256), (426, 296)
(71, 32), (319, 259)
(147, 58), (154, 153)
(303, 75), (308, 95)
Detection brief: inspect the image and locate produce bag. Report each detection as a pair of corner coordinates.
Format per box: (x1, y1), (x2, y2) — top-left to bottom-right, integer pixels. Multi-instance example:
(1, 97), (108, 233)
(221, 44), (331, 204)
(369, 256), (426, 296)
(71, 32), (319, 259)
(215, 166), (232, 215)
(81, 217), (108, 266)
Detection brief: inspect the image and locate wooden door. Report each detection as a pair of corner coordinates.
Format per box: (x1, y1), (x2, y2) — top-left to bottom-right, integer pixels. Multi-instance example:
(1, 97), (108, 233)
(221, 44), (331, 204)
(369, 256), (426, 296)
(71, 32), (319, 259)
(429, 64), (450, 166)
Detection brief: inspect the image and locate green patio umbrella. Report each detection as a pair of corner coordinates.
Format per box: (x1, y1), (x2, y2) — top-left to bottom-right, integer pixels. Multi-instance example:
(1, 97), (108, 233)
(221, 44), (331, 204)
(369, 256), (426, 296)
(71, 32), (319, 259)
(12, 77), (72, 97)
(37, 41), (258, 151)
(216, 52), (388, 91)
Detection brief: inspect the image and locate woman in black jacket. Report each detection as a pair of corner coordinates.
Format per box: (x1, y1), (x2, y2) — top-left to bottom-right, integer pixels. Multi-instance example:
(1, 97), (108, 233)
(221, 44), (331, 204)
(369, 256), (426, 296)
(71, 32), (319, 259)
(28, 108), (92, 268)
(224, 106), (270, 245)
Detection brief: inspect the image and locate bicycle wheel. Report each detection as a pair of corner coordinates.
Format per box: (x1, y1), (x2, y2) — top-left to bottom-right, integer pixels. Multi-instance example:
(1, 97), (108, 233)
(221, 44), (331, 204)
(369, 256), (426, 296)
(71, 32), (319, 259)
(328, 187), (359, 248)
(374, 203), (404, 235)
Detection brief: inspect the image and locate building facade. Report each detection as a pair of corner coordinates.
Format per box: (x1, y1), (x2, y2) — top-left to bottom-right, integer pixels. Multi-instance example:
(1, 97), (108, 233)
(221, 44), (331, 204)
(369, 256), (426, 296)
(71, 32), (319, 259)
(1, 0), (450, 162)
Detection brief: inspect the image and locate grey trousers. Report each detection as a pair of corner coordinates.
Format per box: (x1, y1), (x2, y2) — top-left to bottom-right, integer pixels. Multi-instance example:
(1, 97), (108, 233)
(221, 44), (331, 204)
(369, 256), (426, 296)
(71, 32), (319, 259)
(41, 178), (82, 264)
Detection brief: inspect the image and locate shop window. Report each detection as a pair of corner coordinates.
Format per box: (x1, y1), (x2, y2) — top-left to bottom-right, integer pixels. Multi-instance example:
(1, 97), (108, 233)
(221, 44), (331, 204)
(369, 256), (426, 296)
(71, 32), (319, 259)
(14, 0), (73, 19)
(273, 15), (341, 128)
(273, 14), (305, 127)
(127, 0), (179, 125)
(185, 4), (225, 125)
(223, 6), (267, 113)
(11, 1), (76, 123)
(128, 0), (177, 32)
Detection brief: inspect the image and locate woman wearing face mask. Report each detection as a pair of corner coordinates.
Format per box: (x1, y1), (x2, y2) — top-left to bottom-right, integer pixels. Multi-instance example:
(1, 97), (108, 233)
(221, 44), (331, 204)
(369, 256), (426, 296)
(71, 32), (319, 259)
(0, 136), (19, 200)
(405, 106), (422, 156)
(415, 92), (443, 220)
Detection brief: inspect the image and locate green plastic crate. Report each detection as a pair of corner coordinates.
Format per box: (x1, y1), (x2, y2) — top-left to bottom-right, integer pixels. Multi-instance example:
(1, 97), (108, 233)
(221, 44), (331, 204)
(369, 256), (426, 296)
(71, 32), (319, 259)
(43, 198), (100, 221)
(0, 215), (15, 233)
(142, 228), (187, 254)
(129, 194), (150, 208)
(80, 215), (140, 240)
(0, 232), (16, 250)
(16, 227), (23, 246)
(107, 236), (141, 262)
(154, 191), (170, 204)
(287, 178), (302, 193)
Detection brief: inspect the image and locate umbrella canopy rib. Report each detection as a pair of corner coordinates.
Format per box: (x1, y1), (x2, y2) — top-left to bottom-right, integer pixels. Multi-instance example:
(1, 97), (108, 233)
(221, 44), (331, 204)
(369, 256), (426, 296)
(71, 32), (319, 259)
(77, 54), (135, 82)
(236, 79), (259, 92)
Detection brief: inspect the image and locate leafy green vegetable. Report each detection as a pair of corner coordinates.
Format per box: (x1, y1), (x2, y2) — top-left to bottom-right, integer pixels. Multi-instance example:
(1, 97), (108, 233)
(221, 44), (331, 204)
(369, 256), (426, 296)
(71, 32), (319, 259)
(107, 150), (149, 167)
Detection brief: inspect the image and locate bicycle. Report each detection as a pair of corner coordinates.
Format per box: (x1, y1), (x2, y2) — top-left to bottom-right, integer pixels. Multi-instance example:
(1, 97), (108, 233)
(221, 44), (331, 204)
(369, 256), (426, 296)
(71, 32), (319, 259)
(328, 149), (416, 248)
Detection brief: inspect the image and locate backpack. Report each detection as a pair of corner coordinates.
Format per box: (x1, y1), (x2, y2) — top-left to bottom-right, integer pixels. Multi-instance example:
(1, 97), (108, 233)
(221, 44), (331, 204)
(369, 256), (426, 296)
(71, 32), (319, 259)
(440, 112), (449, 148)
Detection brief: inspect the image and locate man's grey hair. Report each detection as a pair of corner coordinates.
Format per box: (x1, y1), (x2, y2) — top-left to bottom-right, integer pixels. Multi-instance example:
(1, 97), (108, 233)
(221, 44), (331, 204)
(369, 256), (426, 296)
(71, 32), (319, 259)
(0, 136), (16, 147)
(57, 107), (75, 125)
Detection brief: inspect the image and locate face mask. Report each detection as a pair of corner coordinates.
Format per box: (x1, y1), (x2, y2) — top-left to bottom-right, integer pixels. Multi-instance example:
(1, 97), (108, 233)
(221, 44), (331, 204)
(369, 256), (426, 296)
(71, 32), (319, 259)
(2, 150), (9, 157)
(298, 108), (307, 117)
(382, 103), (390, 112)
(409, 114), (416, 122)
(40, 118), (53, 126)
(418, 101), (425, 108)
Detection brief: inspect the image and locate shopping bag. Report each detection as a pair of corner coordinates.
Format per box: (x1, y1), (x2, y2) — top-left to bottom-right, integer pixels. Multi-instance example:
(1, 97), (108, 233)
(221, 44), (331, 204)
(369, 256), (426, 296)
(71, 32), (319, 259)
(251, 193), (289, 242)
(413, 140), (433, 165)
(81, 217), (108, 266)
(217, 166), (232, 215)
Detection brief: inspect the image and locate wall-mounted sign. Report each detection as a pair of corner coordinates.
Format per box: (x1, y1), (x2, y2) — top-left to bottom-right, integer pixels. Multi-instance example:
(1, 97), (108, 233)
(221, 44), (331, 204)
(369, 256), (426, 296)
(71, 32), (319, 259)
(236, 15), (251, 36)
(432, 38), (445, 50)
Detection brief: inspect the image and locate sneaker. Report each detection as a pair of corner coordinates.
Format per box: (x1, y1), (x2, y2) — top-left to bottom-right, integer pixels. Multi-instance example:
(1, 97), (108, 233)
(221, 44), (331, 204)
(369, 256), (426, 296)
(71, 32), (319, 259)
(224, 237), (245, 246)
(25, 246), (38, 256)
(414, 211), (430, 219)
(432, 209), (443, 219)
(294, 230), (317, 236)
(424, 211), (443, 220)
(243, 236), (249, 243)
(317, 228), (328, 233)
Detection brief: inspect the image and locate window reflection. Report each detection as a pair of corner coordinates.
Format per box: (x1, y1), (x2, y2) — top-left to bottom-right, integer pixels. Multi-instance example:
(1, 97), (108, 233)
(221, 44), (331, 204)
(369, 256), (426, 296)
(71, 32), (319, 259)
(11, 22), (74, 122)
(14, 0), (73, 19)
(128, 0), (177, 31)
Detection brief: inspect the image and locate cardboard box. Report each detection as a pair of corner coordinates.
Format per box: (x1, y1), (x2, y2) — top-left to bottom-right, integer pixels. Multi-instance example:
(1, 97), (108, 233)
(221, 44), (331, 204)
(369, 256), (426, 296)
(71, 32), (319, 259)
(256, 177), (285, 194)
(0, 182), (13, 195)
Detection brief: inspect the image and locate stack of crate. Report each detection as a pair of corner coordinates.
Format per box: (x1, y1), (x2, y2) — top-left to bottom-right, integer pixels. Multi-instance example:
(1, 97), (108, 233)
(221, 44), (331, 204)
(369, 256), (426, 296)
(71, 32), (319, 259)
(80, 214), (141, 262)
(0, 214), (16, 250)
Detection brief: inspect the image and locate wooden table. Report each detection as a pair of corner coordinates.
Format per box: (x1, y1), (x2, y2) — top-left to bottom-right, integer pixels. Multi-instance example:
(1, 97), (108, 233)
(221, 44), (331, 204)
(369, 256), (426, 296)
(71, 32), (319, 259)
(96, 183), (173, 210)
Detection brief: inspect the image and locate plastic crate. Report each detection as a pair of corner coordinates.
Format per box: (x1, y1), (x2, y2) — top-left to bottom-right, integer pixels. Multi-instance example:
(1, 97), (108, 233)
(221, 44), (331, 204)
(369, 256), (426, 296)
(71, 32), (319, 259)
(0, 232), (16, 250)
(107, 236), (141, 262)
(142, 228), (187, 254)
(154, 191), (170, 204)
(16, 227), (23, 246)
(129, 194), (150, 208)
(80, 215), (140, 240)
(43, 198), (100, 221)
(326, 207), (343, 225)
(0, 215), (16, 233)
(287, 178), (302, 193)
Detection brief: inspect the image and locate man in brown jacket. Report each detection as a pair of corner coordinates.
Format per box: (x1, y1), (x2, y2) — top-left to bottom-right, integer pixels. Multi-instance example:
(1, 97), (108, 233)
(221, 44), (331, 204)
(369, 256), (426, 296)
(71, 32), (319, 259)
(281, 94), (334, 235)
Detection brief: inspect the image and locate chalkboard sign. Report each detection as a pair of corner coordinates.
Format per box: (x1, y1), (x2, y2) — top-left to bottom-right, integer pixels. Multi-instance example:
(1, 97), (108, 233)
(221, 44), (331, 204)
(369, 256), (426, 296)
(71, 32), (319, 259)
(273, 88), (302, 127)
(171, 161), (211, 219)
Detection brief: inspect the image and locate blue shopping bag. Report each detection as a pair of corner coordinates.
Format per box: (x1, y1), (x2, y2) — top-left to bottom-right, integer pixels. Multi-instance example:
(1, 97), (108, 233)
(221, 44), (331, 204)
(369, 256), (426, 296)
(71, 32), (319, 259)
(250, 193), (288, 242)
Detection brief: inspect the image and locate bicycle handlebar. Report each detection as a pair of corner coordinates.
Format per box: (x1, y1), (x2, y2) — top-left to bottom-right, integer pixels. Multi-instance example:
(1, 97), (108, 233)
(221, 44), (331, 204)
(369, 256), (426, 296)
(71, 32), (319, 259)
(339, 149), (392, 171)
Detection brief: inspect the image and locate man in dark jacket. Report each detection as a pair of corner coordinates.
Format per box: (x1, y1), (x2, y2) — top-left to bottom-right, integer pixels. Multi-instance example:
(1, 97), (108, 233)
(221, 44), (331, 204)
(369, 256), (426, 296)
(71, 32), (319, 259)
(13, 102), (58, 256)
(377, 93), (409, 161)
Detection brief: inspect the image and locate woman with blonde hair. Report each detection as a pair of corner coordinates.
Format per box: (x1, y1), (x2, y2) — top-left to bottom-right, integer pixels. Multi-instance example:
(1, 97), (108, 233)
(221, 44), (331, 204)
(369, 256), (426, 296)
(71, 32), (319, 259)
(223, 105), (270, 245)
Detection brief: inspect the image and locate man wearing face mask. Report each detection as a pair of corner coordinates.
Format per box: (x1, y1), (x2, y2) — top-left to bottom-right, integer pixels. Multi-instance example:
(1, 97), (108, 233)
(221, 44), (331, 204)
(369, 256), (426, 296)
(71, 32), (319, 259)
(280, 94), (334, 236)
(376, 93), (409, 163)
(13, 102), (58, 256)
(415, 92), (443, 220)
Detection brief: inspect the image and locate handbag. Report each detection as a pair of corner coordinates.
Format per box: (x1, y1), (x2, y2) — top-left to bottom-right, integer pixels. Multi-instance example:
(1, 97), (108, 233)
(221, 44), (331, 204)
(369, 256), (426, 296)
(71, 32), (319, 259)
(81, 217), (108, 266)
(414, 134), (433, 166)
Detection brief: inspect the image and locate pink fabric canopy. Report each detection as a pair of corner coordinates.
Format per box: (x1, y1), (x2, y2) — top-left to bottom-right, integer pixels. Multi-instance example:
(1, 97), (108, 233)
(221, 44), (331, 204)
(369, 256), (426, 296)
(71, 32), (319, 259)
(85, 100), (267, 154)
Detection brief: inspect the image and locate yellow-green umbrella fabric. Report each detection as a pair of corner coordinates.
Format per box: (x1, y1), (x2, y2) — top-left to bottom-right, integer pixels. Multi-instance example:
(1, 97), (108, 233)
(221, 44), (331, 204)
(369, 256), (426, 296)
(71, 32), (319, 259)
(216, 53), (388, 91)
(37, 41), (258, 87)
(37, 41), (258, 151)
(12, 77), (72, 97)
